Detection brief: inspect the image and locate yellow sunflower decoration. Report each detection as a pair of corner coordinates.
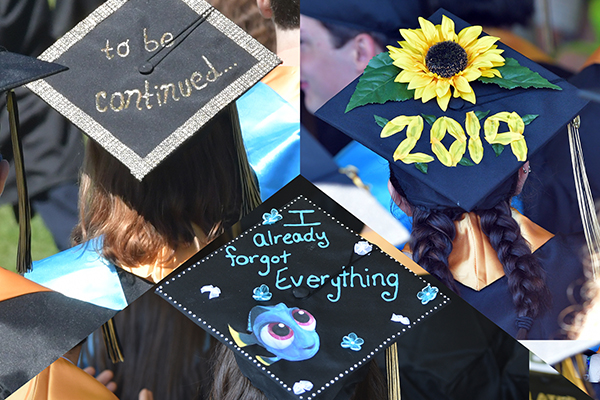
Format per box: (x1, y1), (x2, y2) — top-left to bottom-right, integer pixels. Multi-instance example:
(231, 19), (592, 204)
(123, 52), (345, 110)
(388, 15), (505, 111)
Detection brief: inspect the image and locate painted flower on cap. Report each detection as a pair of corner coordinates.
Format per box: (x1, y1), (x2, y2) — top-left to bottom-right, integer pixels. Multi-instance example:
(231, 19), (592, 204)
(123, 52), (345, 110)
(388, 15), (504, 111)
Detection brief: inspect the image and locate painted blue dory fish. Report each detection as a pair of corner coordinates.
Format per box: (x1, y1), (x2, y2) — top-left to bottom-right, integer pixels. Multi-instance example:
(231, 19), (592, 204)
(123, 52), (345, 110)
(228, 303), (320, 366)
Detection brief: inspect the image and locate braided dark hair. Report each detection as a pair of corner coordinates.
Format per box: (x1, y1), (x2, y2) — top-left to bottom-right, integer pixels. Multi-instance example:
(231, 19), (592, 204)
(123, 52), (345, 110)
(390, 164), (551, 338)
(476, 200), (551, 338)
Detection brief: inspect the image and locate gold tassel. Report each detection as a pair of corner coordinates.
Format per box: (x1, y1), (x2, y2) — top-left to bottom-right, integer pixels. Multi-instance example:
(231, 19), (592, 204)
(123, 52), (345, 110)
(228, 102), (262, 216)
(7, 90), (32, 274)
(567, 116), (600, 278)
(386, 343), (401, 400)
(556, 356), (592, 395)
(101, 319), (124, 363)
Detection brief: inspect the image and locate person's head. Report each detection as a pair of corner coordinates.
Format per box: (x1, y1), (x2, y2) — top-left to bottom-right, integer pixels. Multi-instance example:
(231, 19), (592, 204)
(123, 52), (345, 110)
(256, 0), (299, 30)
(209, 0), (276, 51)
(300, 16), (385, 114)
(73, 107), (256, 269)
(299, 0), (425, 114)
(388, 162), (551, 339)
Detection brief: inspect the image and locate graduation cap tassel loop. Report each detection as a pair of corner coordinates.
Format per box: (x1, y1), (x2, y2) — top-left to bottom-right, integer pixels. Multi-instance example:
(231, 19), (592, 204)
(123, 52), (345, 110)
(386, 343), (401, 400)
(101, 319), (125, 363)
(7, 90), (32, 274)
(567, 115), (600, 278)
(229, 103), (261, 216)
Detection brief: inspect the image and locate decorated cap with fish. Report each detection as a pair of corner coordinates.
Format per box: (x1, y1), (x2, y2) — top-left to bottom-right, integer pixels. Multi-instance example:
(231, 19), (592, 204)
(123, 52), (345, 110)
(155, 176), (450, 399)
(316, 9), (588, 212)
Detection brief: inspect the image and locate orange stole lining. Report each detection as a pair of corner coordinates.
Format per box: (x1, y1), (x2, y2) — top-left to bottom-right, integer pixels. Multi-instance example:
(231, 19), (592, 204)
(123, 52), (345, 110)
(261, 65), (300, 110)
(449, 209), (554, 291)
(10, 358), (118, 400)
(0, 267), (51, 302)
(403, 209), (554, 291)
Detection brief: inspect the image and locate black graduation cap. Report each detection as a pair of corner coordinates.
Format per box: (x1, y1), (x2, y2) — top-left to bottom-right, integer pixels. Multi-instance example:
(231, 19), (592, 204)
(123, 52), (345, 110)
(300, 0), (425, 39)
(315, 9), (588, 213)
(0, 50), (67, 273)
(156, 177), (450, 399)
(27, 0), (280, 180)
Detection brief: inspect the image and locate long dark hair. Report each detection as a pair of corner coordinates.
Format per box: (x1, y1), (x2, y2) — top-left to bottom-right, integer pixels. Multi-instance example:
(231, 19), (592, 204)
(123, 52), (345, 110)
(84, 291), (216, 400)
(390, 164), (551, 338)
(209, 344), (387, 400)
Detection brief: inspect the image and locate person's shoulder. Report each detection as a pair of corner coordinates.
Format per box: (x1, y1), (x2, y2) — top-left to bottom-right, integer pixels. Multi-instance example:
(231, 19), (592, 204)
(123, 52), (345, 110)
(24, 238), (131, 310)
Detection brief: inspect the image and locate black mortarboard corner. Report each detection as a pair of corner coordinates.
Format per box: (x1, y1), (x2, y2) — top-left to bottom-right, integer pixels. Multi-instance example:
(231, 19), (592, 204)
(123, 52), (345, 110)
(0, 50), (67, 274)
(300, 0), (425, 41)
(315, 9), (589, 214)
(27, 0), (280, 181)
(156, 177), (450, 399)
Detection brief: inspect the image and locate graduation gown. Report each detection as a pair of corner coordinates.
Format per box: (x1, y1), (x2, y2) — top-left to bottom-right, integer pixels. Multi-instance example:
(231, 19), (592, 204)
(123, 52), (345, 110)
(0, 268), (116, 399)
(8, 358), (118, 400)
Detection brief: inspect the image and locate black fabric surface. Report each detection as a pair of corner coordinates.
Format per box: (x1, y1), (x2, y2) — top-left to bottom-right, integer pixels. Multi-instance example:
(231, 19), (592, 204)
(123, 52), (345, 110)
(117, 268), (155, 304)
(521, 63), (600, 235)
(394, 279), (528, 400)
(0, 291), (116, 398)
(460, 233), (586, 339)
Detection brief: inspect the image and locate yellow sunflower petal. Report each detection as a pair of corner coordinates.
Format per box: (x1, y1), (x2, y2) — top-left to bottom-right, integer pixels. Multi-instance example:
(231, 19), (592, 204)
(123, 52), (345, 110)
(439, 15), (457, 42)
(453, 75), (472, 93)
(510, 138), (528, 161)
(381, 116), (411, 138)
(457, 25), (483, 47)
(437, 89), (452, 111)
(465, 112), (483, 164)
(407, 74), (434, 90)
(431, 142), (453, 166)
(400, 28), (428, 51)
(435, 79), (451, 98)
(458, 87), (476, 104)
(401, 153), (435, 164)
(421, 82), (438, 103)
(393, 137), (418, 160)
(418, 17), (439, 44)
(462, 67), (482, 81)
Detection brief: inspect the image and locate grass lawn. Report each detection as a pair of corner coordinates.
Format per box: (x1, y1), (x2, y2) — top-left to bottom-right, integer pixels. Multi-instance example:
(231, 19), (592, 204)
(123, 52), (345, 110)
(0, 204), (59, 273)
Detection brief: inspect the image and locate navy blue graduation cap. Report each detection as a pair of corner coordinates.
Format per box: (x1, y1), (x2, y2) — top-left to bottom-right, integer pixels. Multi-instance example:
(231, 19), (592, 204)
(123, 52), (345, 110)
(27, 0), (280, 180)
(156, 177), (450, 399)
(315, 9), (588, 213)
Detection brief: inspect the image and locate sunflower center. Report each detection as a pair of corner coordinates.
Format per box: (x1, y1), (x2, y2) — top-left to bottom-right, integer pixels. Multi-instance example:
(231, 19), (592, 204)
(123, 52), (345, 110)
(425, 41), (468, 78)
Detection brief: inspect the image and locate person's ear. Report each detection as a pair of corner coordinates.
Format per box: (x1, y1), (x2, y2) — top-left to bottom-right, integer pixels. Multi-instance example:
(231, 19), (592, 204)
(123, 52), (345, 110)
(388, 179), (413, 217)
(256, 0), (273, 19)
(352, 33), (380, 73)
(514, 161), (530, 196)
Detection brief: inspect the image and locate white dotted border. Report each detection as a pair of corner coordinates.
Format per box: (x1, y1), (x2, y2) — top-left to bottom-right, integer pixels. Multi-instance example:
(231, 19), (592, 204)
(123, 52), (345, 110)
(157, 195), (450, 399)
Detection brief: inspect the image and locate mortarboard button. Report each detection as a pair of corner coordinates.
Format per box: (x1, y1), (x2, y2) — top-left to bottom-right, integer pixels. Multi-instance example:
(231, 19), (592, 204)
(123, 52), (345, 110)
(292, 287), (310, 299)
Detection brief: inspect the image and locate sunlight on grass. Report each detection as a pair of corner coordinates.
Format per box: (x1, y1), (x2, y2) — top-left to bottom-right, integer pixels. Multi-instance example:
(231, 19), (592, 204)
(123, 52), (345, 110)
(0, 204), (59, 272)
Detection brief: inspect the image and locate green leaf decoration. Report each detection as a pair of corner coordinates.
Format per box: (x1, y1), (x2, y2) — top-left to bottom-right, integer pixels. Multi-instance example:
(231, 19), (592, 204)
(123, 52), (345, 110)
(492, 143), (505, 157)
(474, 110), (490, 121)
(374, 115), (389, 128)
(415, 163), (429, 174)
(345, 52), (414, 113)
(521, 114), (538, 125)
(421, 114), (437, 126)
(458, 157), (475, 166)
(478, 58), (562, 91)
